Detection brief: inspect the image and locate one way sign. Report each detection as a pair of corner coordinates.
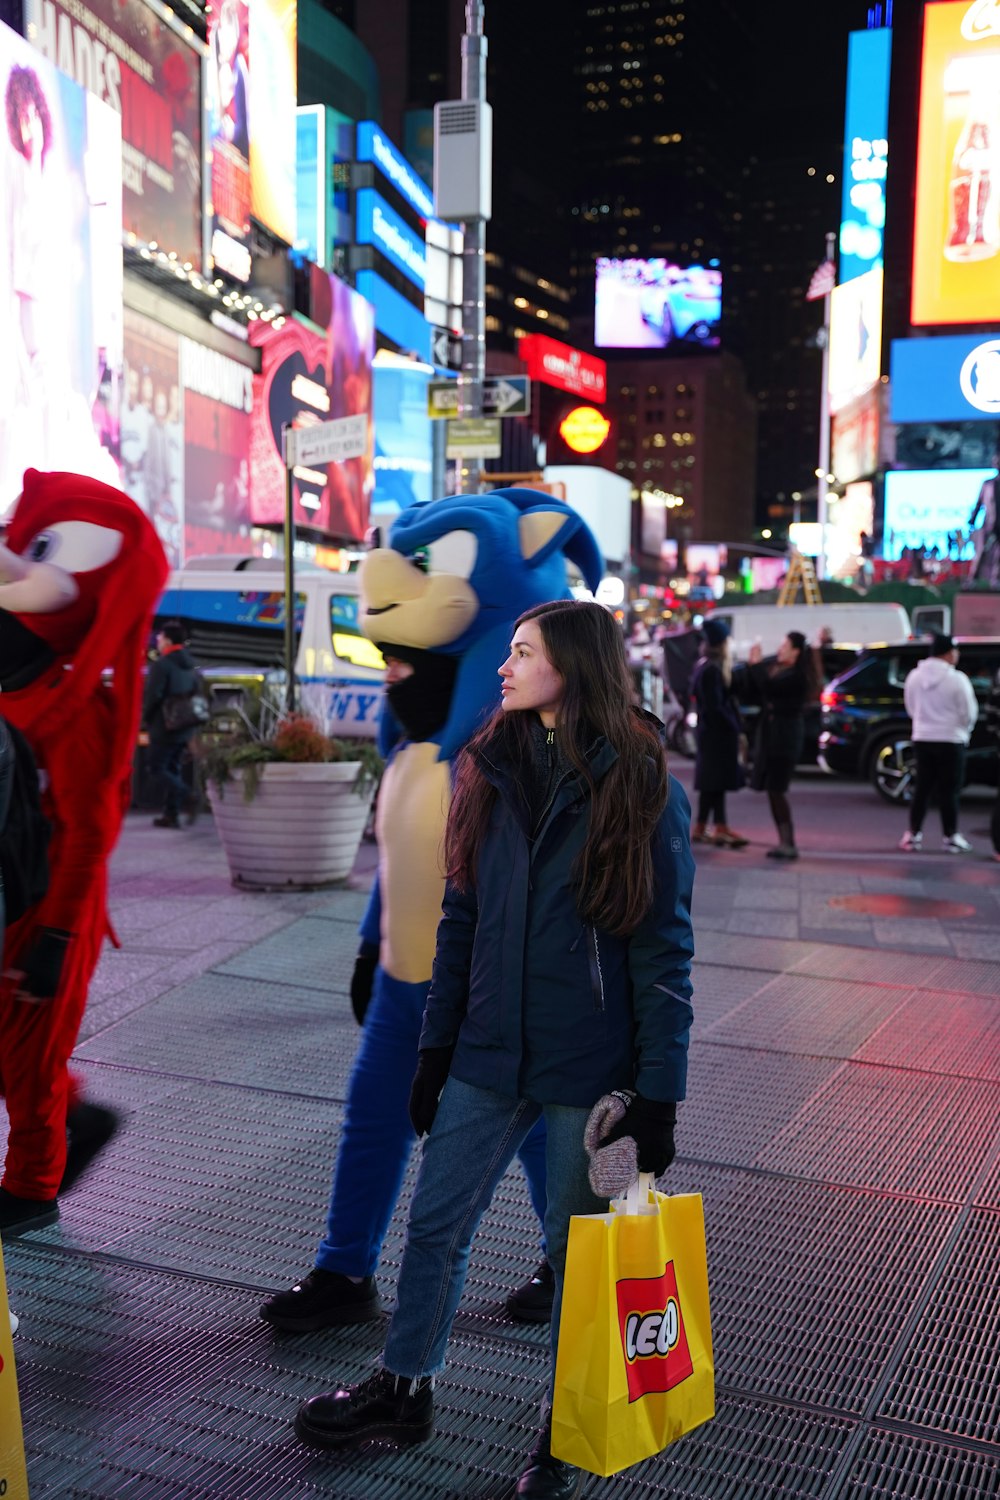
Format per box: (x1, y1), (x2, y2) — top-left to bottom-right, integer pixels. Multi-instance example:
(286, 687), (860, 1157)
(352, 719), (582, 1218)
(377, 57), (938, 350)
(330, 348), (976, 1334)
(428, 375), (531, 420)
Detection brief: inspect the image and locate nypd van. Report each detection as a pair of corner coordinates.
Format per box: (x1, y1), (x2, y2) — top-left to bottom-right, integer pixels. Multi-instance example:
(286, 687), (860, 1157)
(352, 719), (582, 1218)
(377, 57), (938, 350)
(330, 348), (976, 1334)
(153, 559), (384, 738)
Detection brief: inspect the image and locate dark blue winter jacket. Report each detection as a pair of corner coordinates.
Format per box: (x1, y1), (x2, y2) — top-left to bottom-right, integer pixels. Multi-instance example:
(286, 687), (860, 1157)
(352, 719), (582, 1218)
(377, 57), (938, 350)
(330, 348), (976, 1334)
(419, 735), (695, 1108)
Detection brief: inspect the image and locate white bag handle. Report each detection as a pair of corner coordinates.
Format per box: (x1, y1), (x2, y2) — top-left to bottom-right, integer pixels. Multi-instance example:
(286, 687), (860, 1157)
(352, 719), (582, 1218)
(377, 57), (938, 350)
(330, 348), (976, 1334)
(619, 1171), (656, 1216)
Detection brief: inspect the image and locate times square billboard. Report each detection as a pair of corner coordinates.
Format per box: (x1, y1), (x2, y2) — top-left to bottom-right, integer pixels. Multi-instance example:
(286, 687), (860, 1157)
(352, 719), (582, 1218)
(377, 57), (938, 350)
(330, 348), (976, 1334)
(0, 15), (123, 512)
(23, 0), (203, 266)
(594, 258), (721, 350)
(912, 0), (1000, 325)
(840, 28), (891, 283)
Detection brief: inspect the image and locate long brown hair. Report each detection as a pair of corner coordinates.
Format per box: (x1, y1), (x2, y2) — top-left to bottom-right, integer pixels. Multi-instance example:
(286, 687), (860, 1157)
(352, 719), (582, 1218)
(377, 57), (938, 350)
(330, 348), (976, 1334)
(445, 600), (669, 936)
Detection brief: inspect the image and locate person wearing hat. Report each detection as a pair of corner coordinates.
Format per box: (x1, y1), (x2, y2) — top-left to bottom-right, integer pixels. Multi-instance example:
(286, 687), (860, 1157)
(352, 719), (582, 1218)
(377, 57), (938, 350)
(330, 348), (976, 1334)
(900, 633), (979, 853)
(690, 617), (749, 848)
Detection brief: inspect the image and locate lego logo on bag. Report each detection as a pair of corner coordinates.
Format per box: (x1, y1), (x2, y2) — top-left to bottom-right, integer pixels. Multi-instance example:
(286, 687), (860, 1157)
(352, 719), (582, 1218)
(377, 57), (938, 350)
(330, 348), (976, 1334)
(616, 1261), (694, 1402)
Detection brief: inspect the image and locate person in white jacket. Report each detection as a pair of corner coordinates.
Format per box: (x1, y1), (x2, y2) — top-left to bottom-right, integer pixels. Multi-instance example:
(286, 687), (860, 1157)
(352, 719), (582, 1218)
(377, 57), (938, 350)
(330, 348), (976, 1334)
(900, 634), (980, 852)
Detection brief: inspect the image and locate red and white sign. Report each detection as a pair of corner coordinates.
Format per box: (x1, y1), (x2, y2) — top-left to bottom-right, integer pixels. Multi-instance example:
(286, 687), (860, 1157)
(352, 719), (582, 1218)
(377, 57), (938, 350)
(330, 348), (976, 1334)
(616, 1260), (693, 1403)
(519, 333), (607, 403)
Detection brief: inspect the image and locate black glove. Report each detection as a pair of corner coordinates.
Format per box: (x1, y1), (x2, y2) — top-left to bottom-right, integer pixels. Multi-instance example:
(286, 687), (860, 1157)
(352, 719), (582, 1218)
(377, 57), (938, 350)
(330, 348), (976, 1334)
(408, 1046), (455, 1138)
(14, 927), (72, 1001)
(350, 942), (379, 1026)
(601, 1094), (677, 1176)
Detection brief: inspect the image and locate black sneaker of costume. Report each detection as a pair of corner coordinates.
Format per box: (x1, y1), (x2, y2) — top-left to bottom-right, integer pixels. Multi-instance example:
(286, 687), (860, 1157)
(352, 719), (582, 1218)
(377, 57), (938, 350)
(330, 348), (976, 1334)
(261, 1267), (381, 1331)
(506, 1258), (555, 1323)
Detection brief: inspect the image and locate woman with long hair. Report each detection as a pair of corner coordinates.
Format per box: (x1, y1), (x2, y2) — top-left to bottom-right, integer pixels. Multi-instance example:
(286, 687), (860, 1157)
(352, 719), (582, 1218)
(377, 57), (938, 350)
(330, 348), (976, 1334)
(294, 599), (696, 1497)
(746, 630), (820, 860)
(691, 617), (748, 847)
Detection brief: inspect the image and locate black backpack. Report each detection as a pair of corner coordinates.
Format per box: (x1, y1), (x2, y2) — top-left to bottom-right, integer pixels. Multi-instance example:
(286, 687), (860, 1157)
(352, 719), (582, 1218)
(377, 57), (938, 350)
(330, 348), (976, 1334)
(0, 719), (52, 927)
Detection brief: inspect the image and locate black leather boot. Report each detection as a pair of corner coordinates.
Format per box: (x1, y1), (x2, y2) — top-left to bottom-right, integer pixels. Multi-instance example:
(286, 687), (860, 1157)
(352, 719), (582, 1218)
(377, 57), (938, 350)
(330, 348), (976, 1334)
(294, 1367), (434, 1450)
(515, 1418), (583, 1498)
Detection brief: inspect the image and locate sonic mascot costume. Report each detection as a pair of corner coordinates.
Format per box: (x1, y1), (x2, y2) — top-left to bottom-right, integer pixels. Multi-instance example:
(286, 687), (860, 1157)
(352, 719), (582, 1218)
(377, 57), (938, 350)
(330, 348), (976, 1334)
(262, 488), (603, 1331)
(0, 470), (169, 1234)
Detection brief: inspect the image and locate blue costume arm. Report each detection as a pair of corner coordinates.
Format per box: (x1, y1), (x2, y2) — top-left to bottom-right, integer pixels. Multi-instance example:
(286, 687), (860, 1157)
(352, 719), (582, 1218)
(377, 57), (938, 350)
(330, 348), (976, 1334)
(626, 775), (695, 1103)
(418, 879), (478, 1049)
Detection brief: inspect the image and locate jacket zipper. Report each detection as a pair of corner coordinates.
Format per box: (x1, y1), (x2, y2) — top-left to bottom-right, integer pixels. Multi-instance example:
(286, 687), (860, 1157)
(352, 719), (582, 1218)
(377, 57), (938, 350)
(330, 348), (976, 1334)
(586, 924), (605, 1011)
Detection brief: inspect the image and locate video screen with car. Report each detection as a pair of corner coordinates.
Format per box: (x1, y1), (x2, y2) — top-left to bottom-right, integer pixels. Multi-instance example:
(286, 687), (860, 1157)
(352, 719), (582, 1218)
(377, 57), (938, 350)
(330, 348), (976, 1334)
(594, 257), (722, 350)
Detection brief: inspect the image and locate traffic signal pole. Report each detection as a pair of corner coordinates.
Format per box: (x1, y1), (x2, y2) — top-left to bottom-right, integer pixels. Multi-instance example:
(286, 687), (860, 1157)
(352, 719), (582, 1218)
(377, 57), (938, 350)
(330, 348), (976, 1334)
(458, 1), (487, 492)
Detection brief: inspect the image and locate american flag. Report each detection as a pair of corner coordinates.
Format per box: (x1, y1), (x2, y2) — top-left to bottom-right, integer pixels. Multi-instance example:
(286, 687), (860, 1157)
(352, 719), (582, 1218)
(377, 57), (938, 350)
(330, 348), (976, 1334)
(805, 260), (837, 301)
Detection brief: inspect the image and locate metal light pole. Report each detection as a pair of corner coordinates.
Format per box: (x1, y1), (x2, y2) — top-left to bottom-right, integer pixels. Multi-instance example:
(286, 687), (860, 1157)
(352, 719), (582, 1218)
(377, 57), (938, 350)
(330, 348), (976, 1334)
(458, 0), (487, 492)
(815, 229), (836, 581)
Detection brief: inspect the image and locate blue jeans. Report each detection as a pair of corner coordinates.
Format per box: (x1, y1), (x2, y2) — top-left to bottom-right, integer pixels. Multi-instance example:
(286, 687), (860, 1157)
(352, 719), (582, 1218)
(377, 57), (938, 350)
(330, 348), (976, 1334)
(383, 1076), (606, 1385)
(148, 738), (188, 818)
(316, 969), (548, 1277)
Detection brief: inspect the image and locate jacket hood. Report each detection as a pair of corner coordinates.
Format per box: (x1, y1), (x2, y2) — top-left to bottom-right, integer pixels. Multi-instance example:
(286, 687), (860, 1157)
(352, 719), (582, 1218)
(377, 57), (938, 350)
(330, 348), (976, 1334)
(912, 655), (955, 687)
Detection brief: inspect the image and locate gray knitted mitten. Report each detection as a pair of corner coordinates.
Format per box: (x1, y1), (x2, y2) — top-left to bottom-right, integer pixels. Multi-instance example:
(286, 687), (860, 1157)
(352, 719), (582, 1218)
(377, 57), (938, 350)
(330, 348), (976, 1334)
(584, 1089), (638, 1197)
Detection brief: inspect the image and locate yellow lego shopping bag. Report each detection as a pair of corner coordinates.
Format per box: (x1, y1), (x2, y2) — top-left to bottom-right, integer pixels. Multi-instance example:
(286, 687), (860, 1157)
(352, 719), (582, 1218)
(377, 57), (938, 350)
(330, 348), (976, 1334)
(0, 1238), (29, 1499)
(551, 1177), (714, 1477)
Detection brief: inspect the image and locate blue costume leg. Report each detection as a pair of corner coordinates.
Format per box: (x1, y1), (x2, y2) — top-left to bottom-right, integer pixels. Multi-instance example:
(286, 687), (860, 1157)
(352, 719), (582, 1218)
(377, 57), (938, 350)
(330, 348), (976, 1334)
(515, 1118), (548, 1254)
(314, 967), (425, 1278)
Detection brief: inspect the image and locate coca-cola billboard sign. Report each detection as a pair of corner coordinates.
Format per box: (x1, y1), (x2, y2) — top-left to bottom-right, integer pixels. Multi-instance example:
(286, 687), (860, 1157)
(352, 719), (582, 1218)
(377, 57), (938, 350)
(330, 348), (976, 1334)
(519, 333), (607, 403)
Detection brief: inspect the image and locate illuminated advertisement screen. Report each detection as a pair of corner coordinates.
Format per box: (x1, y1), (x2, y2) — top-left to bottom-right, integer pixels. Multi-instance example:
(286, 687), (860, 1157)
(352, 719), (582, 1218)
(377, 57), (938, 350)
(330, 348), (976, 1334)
(890, 331), (1000, 421)
(356, 187), (426, 290)
(828, 266), (883, 412)
(296, 103), (354, 269)
(826, 479), (874, 575)
(372, 363), (433, 520)
(882, 467), (992, 559)
(519, 333), (607, 401)
(249, 0), (296, 245)
(250, 273), (375, 542)
(120, 308), (254, 566)
(831, 385), (880, 482)
(25, 0), (203, 266)
(640, 492), (666, 556)
(594, 257), (721, 350)
(208, 0), (251, 278)
(913, 0), (1000, 325)
(840, 28), (891, 283)
(0, 19), (123, 512)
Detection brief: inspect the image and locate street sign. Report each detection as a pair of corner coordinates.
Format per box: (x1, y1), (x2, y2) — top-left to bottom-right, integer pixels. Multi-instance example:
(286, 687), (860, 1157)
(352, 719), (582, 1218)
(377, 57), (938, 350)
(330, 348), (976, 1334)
(431, 325), (461, 368)
(446, 418), (502, 459)
(428, 375), (531, 419)
(285, 414), (368, 468)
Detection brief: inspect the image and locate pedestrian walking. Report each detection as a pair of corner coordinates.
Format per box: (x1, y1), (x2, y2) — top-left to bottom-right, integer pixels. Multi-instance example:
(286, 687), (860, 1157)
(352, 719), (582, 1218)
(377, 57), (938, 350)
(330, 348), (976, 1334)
(291, 599), (695, 1499)
(745, 630), (819, 861)
(899, 633), (979, 853)
(141, 621), (200, 829)
(690, 618), (748, 847)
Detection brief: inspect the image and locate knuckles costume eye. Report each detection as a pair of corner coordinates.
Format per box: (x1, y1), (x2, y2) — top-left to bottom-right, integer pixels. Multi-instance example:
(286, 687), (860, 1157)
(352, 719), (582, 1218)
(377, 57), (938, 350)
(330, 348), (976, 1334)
(22, 521), (124, 573)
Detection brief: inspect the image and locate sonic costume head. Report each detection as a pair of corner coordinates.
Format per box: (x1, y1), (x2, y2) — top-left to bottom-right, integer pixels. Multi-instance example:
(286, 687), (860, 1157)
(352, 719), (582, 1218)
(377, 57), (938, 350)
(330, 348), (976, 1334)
(360, 487), (604, 758)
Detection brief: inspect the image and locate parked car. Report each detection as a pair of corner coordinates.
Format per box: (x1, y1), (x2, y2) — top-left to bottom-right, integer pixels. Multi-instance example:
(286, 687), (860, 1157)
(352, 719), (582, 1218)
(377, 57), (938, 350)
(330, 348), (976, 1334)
(818, 638), (1000, 802)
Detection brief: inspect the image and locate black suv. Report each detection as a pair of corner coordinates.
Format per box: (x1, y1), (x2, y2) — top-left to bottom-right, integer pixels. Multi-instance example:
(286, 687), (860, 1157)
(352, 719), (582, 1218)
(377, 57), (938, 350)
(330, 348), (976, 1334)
(818, 638), (1000, 803)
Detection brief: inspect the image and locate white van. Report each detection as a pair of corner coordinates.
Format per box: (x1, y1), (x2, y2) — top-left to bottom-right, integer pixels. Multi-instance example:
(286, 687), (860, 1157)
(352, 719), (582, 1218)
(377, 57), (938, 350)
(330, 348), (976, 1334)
(707, 601), (911, 661)
(154, 559), (384, 737)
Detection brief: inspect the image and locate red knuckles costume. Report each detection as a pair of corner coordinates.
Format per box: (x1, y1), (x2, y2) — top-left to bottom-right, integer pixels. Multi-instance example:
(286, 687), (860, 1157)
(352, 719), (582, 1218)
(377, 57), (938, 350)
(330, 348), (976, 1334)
(0, 470), (168, 1217)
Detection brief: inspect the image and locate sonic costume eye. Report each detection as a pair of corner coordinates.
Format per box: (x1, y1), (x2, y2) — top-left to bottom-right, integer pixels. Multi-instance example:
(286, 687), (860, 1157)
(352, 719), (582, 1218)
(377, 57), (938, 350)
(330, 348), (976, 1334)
(410, 546), (430, 573)
(424, 530), (478, 579)
(22, 521), (124, 573)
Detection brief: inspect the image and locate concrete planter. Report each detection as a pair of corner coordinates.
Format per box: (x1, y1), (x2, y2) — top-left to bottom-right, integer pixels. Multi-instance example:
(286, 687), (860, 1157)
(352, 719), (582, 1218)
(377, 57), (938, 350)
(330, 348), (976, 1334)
(208, 761), (373, 890)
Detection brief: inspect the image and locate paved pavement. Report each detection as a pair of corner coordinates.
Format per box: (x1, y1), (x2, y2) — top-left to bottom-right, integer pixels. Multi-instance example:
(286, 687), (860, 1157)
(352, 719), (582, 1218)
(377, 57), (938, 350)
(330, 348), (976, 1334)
(4, 762), (1000, 1498)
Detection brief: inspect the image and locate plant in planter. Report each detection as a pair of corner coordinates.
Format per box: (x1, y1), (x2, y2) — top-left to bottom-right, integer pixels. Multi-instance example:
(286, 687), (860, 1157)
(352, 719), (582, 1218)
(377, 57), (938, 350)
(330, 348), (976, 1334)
(198, 693), (382, 890)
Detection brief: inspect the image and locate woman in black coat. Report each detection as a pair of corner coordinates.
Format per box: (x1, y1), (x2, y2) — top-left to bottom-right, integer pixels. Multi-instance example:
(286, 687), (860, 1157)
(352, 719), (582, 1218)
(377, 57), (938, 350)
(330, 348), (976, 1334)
(691, 618), (747, 847)
(745, 629), (819, 861)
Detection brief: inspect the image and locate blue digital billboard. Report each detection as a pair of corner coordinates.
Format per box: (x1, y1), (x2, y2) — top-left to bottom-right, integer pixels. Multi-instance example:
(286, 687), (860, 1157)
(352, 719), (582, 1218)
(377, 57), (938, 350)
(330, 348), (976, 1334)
(890, 334), (1000, 423)
(372, 364), (434, 519)
(883, 468), (992, 560)
(356, 269), (431, 361)
(356, 188), (427, 290)
(356, 120), (435, 220)
(840, 29), (891, 284)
